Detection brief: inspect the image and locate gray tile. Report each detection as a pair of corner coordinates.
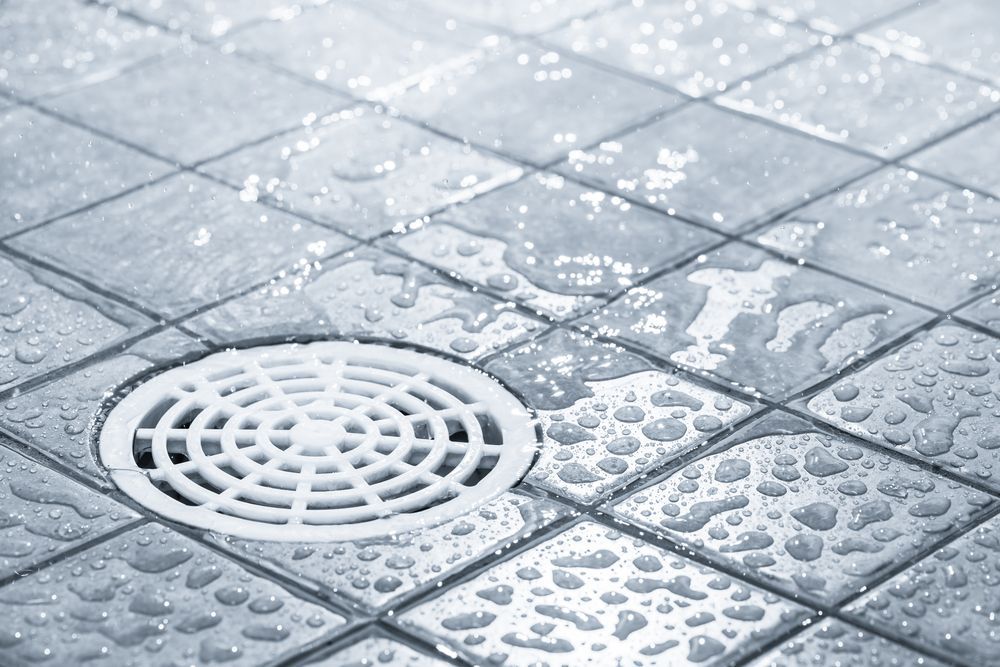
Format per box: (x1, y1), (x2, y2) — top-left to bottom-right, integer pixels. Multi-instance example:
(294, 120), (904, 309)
(0, 107), (172, 236)
(547, 0), (818, 97)
(614, 411), (993, 602)
(10, 173), (353, 318)
(803, 324), (1000, 492)
(0, 330), (206, 482)
(45, 48), (345, 165)
(583, 242), (931, 399)
(747, 619), (948, 667)
(727, 0), (919, 34)
(390, 43), (683, 164)
(212, 491), (566, 611)
(908, 114), (1000, 198)
(754, 167), (1000, 310)
(0, 0), (176, 98)
(557, 103), (876, 231)
(203, 107), (522, 239)
(383, 172), (720, 320)
(306, 634), (451, 667)
(486, 329), (754, 503)
(0, 445), (138, 579)
(419, 0), (620, 34)
(0, 523), (345, 665)
(957, 291), (1000, 335)
(719, 42), (1000, 158)
(186, 247), (543, 360)
(859, 0), (1000, 84)
(847, 514), (1000, 666)
(0, 254), (150, 392)
(400, 519), (809, 666)
(98, 0), (316, 39)
(236, 3), (489, 101)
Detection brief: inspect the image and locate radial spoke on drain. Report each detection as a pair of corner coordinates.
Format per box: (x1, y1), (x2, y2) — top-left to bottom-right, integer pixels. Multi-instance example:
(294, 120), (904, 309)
(136, 427), (261, 446)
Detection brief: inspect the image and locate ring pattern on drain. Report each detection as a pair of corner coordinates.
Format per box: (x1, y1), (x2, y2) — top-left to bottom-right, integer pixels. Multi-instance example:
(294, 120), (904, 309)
(99, 342), (538, 541)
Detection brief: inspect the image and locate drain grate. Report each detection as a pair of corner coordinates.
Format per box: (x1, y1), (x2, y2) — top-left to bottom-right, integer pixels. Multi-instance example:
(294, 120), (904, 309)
(99, 342), (538, 541)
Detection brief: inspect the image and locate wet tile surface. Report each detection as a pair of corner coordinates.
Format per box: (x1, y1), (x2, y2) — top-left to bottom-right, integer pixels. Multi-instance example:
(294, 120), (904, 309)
(727, 0), (918, 34)
(204, 107), (522, 239)
(0, 254), (150, 392)
(419, 0), (619, 34)
(0, 330), (205, 481)
(583, 243), (930, 398)
(558, 104), (876, 230)
(719, 42), (1000, 157)
(45, 48), (345, 165)
(958, 291), (1000, 335)
(615, 411), (994, 602)
(0, 107), (172, 236)
(548, 0), (817, 96)
(236, 3), (489, 101)
(847, 514), (1000, 665)
(747, 619), (947, 667)
(908, 113), (1000, 198)
(10, 173), (353, 318)
(187, 246), (542, 359)
(306, 634), (450, 666)
(99, 0), (308, 39)
(0, 444), (138, 580)
(400, 520), (809, 666)
(384, 172), (720, 319)
(212, 491), (566, 611)
(391, 44), (683, 164)
(0, 0), (174, 98)
(487, 329), (754, 503)
(754, 168), (1000, 310)
(0, 523), (345, 666)
(804, 324), (1000, 491)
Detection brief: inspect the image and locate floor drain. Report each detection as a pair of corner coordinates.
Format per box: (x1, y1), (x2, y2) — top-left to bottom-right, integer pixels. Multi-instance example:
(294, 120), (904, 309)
(99, 342), (538, 541)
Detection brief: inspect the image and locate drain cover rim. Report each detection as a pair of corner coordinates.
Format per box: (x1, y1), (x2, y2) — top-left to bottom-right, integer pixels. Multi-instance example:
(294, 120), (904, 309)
(99, 341), (538, 542)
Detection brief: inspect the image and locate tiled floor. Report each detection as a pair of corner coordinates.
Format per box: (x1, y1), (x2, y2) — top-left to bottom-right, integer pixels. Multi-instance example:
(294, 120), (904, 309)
(1, 1), (999, 665)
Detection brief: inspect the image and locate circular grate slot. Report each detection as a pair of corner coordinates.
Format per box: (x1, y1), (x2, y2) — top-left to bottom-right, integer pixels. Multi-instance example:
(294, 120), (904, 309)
(99, 342), (538, 541)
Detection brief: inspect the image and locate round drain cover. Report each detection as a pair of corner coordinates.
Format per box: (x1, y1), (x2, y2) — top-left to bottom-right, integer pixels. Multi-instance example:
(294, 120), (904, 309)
(99, 342), (538, 541)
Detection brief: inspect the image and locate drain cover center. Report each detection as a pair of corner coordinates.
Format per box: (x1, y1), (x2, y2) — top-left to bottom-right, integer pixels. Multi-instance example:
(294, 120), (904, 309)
(99, 341), (538, 541)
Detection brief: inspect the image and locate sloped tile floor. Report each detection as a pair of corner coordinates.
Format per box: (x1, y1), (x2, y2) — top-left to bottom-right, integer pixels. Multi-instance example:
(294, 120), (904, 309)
(1, 1), (999, 665)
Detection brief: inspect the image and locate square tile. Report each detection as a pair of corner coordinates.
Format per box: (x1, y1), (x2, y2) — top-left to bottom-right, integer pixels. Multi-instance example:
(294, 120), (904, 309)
(0, 523), (345, 666)
(399, 520), (809, 666)
(754, 168), (1000, 310)
(583, 242), (930, 399)
(212, 491), (566, 611)
(236, 3), (490, 101)
(390, 44), (683, 164)
(908, 114), (1000, 197)
(859, 0), (1000, 84)
(10, 173), (353, 318)
(98, 0), (316, 39)
(0, 0), (175, 98)
(383, 172), (720, 319)
(614, 411), (993, 602)
(0, 329), (205, 482)
(203, 107), (522, 239)
(305, 633), (451, 666)
(847, 514), (1000, 666)
(419, 0), (620, 34)
(747, 619), (947, 667)
(0, 107), (172, 236)
(0, 254), (151, 391)
(548, 0), (818, 97)
(803, 324), (1000, 491)
(45, 48), (345, 165)
(719, 42), (1000, 158)
(557, 103), (876, 230)
(485, 329), (754, 503)
(0, 444), (138, 579)
(957, 291), (1000, 335)
(186, 247), (542, 360)
(727, 0), (916, 34)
